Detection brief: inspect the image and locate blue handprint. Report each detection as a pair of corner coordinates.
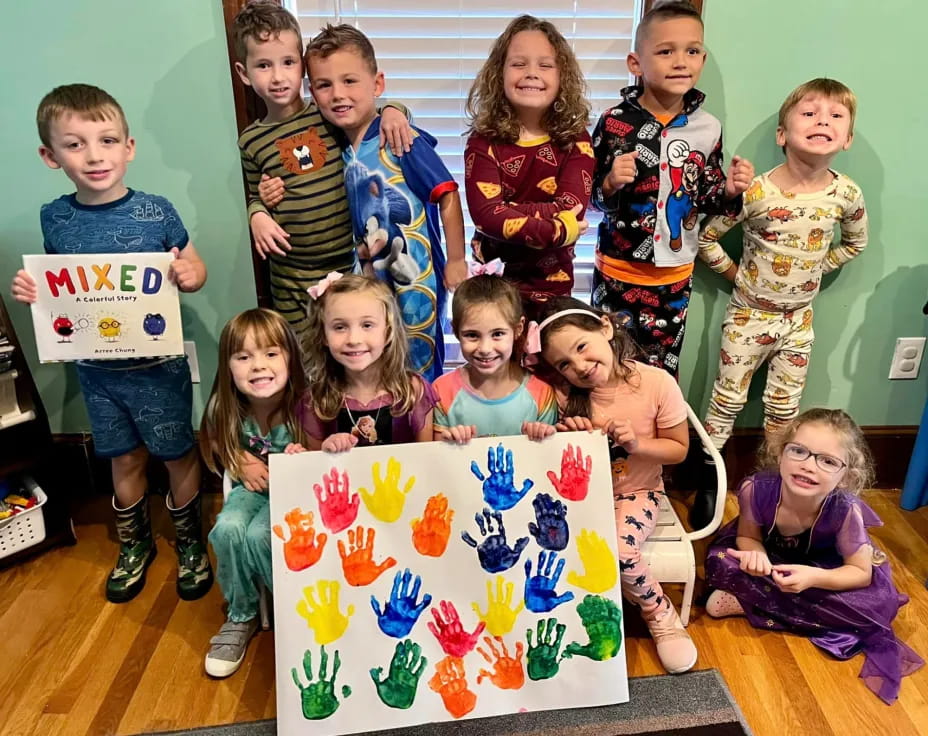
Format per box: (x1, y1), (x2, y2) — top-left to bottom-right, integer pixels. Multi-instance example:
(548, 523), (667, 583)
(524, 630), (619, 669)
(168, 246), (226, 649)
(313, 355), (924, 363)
(461, 508), (529, 573)
(528, 493), (569, 551)
(371, 568), (433, 638)
(524, 550), (574, 613)
(470, 443), (533, 511)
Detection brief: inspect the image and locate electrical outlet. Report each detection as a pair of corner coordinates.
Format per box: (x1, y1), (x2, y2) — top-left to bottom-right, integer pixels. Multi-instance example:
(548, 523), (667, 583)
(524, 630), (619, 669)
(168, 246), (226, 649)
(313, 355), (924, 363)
(184, 341), (200, 383)
(888, 337), (926, 380)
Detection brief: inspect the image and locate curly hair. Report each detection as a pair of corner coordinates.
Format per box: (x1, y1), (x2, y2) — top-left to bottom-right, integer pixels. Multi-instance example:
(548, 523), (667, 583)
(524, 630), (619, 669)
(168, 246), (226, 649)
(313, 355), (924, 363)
(535, 296), (643, 419)
(303, 274), (419, 420)
(759, 408), (875, 496)
(466, 14), (590, 148)
(230, 0), (303, 62)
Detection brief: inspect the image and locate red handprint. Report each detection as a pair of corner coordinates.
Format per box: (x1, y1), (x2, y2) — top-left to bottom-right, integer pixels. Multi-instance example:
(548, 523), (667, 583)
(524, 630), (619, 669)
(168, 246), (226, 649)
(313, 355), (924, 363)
(314, 468), (360, 534)
(427, 600), (485, 657)
(476, 636), (525, 690)
(428, 656), (477, 719)
(546, 443), (592, 501)
(410, 493), (454, 557)
(337, 526), (396, 586)
(273, 508), (327, 571)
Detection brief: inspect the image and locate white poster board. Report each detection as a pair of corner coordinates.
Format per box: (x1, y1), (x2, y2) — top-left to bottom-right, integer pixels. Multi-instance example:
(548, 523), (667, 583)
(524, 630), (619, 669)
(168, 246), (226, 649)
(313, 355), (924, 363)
(269, 432), (628, 735)
(23, 253), (183, 363)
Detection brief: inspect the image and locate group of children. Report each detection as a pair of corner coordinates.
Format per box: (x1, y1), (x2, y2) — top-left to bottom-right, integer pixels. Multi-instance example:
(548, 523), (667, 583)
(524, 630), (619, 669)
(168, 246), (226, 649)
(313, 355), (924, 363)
(9, 0), (922, 707)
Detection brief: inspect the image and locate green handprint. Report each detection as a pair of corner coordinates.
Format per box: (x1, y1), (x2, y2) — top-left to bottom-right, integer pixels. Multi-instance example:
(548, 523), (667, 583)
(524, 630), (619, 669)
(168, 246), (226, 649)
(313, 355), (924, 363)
(360, 457), (416, 523)
(291, 646), (352, 720)
(525, 617), (566, 681)
(370, 639), (427, 709)
(563, 595), (623, 661)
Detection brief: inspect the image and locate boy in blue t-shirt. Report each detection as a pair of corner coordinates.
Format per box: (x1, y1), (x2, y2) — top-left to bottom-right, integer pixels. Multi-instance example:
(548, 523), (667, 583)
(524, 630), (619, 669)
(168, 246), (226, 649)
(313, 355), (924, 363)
(11, 84), (212, 604)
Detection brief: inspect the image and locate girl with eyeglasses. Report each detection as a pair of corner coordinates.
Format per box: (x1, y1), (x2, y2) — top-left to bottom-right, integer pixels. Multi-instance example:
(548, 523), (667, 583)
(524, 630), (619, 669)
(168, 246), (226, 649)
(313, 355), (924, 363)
(704, 408), (923, 703)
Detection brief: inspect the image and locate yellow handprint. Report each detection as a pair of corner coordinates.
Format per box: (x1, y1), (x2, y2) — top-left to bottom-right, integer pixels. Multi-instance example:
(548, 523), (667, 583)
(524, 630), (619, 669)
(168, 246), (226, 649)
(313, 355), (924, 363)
(567, 529), (618, 594)
(359, 457), (415, 523)
(296, 580), (355, 645)
(472, 576), (524, 637)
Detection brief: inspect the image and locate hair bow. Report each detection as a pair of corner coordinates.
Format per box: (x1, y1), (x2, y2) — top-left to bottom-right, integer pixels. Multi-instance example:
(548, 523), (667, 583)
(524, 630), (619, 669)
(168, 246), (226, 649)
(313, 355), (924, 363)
(467, 258), (505, 278)
(307, 271), (343, 300)
(522, 308), (603, 366)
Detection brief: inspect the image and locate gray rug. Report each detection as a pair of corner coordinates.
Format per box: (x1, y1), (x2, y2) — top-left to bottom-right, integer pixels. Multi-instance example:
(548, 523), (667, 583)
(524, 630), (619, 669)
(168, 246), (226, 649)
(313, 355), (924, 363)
(136, 669), (752, 736)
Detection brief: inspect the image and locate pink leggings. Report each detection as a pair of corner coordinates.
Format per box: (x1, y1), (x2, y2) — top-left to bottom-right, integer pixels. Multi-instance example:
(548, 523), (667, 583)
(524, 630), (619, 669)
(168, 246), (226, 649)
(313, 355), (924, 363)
(614, 490), (668, 619)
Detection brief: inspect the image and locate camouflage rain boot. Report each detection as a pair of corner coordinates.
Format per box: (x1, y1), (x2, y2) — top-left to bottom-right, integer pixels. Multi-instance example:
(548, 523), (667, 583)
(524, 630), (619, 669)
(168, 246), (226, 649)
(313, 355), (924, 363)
(166, 491), (214, 601)
(106, 495), (157, 603)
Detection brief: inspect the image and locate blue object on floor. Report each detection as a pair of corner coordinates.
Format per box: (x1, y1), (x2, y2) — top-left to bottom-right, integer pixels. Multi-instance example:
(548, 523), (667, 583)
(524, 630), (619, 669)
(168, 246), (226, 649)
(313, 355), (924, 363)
(902, 396), (928, 510)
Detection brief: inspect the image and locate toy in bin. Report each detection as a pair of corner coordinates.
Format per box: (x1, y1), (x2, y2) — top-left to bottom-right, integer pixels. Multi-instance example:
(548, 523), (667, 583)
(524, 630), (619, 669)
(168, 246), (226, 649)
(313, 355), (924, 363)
(0, 477), (39, 521)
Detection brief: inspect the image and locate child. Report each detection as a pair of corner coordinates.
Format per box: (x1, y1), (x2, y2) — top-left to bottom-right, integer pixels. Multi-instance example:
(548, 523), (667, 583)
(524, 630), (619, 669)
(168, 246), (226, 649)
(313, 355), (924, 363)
(200, 309), (308, 677)
(464, 14), (596, 317)
(527, 297), (696, 674)
(433, 272), (557, 442)
(302, 273), (436, 450)
(590, 0), (753, 376)
(304, 24), (467, 381)
(231, 1), (413, 343)
(705, 409), (923, 704)
(693, 78), (869, 529)
(11, 84), (212, 604)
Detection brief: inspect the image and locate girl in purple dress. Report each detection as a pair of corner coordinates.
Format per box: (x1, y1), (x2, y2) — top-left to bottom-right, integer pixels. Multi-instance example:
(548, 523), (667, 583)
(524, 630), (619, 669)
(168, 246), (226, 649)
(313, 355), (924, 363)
(705, 408), (923, 704)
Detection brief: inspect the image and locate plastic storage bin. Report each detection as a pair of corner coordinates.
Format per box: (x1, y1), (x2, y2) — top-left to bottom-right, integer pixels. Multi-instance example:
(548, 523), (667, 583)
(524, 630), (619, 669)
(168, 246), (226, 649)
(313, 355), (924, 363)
(0, 478), (47, 559)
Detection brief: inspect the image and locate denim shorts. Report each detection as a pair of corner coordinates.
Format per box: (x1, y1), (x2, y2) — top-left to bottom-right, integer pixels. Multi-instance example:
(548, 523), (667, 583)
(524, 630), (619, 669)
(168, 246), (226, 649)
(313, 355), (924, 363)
(76, 356), (194, 460)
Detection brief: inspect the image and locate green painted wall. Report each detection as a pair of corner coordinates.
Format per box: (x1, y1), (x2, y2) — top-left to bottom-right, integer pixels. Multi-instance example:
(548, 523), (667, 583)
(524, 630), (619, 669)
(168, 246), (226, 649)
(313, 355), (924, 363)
(0, 1), (256, 433)
(681, 0), (928, 427)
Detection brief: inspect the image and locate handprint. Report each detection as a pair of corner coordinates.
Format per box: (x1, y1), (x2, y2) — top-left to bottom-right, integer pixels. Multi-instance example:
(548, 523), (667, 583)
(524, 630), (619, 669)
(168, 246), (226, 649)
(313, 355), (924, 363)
(567, 529), (618, 594)
(428, 656), (477, 719)
(470, 443), (533, 511)
(546, 443), (592, 501)
(427, 600), (486, 657)
(291, 646), (352, 720)
(476, 636), (525, 690)
(370, 639), (427, 709)
(360, 457), (415, 522)
(411, 493), (454, 557)
(296, 580), (355, 645)
(525, 618), (567, 681)
(338, 525), (396, 586)
(524, 550), (575, 613)
(472, 576), (525, 637)
(528, 493), (569, 550)
(314, 467), (360, 533)
(371, 568), (432, 638)
(461, 508), (529, 573)
(563, 595), (623, 661)
(273, 508), (328, 571)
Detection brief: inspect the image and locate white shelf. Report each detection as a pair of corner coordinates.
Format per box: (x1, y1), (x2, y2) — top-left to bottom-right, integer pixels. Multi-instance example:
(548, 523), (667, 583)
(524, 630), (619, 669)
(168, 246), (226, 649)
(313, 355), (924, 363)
(0, 409), (35, 430)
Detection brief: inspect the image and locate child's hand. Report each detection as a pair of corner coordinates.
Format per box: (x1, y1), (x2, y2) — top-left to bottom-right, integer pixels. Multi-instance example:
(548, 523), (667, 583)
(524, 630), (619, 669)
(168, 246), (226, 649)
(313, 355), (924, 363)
(606, 151), (638, 193)
(238, 452), (269, 492)
(168, 247), (202, 292)
(443, 258), (467, 290)
(11, 269), (38, 304)
(603, 418), (638, 453)
(258, 174), (285, 208)
(521, 421), (555, 442)
(380, 107), (413, 157)
(726, 547), (772, 577)
(250, 211), (292, 259)
(564, 204), (589, 238)
(771, 564), (820, 594)
(555, 416), (595, 432)
(322, 433), (359, 453)
(724, 156), (755, 199)
(285, 442), (307, 454)
(439, 424), (477, 445)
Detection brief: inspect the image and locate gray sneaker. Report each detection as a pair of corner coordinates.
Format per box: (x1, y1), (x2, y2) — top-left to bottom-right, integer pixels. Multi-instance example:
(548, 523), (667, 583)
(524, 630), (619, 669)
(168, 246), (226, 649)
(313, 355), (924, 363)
(205, 618), (259, 678)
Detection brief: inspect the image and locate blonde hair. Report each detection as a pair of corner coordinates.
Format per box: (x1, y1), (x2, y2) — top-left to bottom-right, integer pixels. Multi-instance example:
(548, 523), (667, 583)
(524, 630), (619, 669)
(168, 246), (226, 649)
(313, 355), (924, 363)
(36, 84), (129, 148)
(199, 309), (307, 479)
(466, 14), (590, 148)
(536, 296), (642, 418)
(231, 0), (303, 62)
(760, 408), (874, 496)
(778, 78), (857, 134)
(304, 274), (419, 420)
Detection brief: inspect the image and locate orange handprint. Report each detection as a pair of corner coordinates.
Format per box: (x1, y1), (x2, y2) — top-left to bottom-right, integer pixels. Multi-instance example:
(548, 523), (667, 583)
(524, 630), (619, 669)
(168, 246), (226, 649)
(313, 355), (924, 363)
(337, 525), (396, 586)
(411, 494), (454, 557)
(273, 507), (328, 571)
(428, 656), (477, 719)
(476, 635), (525, 690)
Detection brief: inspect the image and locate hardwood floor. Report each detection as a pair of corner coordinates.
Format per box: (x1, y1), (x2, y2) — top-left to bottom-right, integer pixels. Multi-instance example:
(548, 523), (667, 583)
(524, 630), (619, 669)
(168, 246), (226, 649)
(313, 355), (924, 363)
(1, 490), (926, 736)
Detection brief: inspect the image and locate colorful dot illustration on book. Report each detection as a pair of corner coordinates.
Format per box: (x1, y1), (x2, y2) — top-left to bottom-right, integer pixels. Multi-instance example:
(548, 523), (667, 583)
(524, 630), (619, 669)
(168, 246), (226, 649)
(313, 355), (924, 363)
(142, 312), (166, 339)
(52, 314), (74, 342)
(97, 316), (121, 341)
